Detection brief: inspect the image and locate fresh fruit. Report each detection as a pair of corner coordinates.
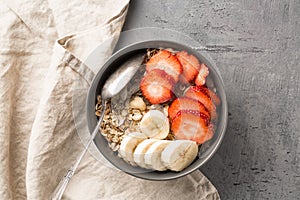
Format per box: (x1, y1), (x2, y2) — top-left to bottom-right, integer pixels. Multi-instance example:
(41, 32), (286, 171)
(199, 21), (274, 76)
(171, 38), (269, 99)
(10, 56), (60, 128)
(140, 110), (170, 139)
(140, 69), (174, 104)
(121, 137), (201, 171)
(184, 86), (217, 119)
(144, 140), (172, 171)
(146, 50), (182, 82)
(171, 110), (213, 144)
(133, 139), (159, 168)
(161, 140), (198, 172)
(119, 132), (147, 165)
(195, 63), (209, 86)
(199, 87), (221, 106)
(176, 51), (200, 83)
(168, 97), (210, 121)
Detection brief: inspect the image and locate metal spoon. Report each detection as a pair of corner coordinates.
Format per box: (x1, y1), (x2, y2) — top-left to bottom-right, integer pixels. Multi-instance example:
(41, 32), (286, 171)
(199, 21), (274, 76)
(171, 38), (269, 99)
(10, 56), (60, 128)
(51, 53), (144, 200)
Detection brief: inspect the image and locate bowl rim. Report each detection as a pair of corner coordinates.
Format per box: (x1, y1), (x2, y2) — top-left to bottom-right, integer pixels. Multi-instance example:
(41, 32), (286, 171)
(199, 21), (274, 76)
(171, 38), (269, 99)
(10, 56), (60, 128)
(86, 39), (228, 180)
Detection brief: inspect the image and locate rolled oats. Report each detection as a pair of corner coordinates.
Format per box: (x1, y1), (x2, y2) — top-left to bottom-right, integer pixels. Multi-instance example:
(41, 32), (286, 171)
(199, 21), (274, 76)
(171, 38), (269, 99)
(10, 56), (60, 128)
(94, 49), (177, 152)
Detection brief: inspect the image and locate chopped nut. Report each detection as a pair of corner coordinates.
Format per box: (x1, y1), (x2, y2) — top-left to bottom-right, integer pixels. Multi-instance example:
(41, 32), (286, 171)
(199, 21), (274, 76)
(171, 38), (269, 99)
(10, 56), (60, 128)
(132, 109), (140, 114)
(132, 113), (143, 121)
(129, 96), (146, 111)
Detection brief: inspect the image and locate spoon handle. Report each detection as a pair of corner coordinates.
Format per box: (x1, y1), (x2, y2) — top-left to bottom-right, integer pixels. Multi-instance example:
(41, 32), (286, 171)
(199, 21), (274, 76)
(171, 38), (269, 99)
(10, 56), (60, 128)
(51, 101), (106, 200)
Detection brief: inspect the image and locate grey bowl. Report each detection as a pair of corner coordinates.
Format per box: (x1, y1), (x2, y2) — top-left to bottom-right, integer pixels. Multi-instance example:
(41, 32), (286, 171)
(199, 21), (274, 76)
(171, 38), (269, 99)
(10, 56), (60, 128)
(86, 40), (228, 180)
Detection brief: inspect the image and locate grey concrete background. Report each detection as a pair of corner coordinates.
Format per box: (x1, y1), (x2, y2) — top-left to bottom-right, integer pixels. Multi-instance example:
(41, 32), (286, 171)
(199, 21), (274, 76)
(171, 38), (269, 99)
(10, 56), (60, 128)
(123, 1), (300, 199)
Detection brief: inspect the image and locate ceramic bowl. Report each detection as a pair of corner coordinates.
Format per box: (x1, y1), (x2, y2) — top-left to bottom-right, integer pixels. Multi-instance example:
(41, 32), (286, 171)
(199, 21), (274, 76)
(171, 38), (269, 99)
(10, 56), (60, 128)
(86, 40), (228, 180)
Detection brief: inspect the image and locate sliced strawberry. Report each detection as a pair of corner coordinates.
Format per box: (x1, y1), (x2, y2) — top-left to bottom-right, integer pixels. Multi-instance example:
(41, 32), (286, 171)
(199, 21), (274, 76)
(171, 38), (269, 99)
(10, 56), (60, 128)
(168, 97), (210, 121)
(189, 85), (220, 106)
(185, 86), (217, 119)
(146, 50), (182, 82)
(195, 63), (209, 86)
(140, 69), (174, 104)
(199, 87), (221, 106)
(171, 110), (214, 144)
(176, 51), (200, 83)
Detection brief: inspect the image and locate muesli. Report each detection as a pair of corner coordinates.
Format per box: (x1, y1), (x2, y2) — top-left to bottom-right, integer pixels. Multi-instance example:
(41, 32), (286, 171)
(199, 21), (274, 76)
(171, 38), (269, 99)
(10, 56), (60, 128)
(95, 48), (220, 172)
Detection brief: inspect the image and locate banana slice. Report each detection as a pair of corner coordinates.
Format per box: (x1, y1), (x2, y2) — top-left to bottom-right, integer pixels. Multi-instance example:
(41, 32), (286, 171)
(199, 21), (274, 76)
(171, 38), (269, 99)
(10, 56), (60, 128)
(140, 110), (169, 139)
(161, 140), (198, 172)
(119, 132), (147, 165)
(144, 140), (172, 171)
(133, 139), (159, 168)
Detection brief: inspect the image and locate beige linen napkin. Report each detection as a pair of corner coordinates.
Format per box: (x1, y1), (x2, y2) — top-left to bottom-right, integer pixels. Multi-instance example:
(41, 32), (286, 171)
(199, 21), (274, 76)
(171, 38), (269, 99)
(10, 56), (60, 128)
(0, 1), (220, 199)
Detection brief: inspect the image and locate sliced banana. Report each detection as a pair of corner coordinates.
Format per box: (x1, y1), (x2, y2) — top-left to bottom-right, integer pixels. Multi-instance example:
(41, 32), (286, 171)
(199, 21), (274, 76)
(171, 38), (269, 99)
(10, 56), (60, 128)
(133, 139), (159, 168)
(119, 132), (147, 165)
(140, 110), (169, 139)
(161, 140), (198, 172)
(144, 140), (172, 171)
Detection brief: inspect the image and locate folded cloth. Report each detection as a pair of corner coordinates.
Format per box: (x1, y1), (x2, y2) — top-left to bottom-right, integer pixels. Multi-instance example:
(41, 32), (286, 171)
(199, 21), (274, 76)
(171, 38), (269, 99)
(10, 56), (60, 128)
(0, 0), (220, 199)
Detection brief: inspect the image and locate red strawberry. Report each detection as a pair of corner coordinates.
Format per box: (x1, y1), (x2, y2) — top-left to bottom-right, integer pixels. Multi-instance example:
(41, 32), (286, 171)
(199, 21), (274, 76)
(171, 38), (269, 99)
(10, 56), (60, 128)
(176, 51), (200, 83)
(140, 69), (174, 104)
(168, 97), (210, 121)
(195, 63), (209, 86)
(171, 110), (214, 144)
(185, 86), (217, 119)
(146, 50), (182, 82)
(199, 87), (221, 106)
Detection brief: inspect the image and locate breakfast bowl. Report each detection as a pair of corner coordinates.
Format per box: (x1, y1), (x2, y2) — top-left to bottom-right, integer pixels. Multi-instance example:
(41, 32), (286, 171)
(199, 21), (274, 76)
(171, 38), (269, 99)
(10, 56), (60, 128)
(86, 40), (228, 180)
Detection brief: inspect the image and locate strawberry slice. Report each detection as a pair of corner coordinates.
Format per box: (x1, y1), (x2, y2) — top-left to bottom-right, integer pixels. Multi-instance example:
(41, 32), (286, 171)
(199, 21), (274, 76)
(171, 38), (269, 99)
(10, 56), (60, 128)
(171, 110), (214, 144)
(185, 86), (217, 119)
(146, 50), (182, 82)
(195, 63), (209, 86)
(168, 97), (210, 121)
(176, 51), (200, 83)
(199, 87), (221, 106)
(189, 86), (220, 106)
(140, 69), (174, 104)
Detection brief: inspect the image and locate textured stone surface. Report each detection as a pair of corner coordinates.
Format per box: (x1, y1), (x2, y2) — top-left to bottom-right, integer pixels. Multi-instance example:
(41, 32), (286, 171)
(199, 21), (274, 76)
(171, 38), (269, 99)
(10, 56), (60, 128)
(123, 1), (300, 199)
